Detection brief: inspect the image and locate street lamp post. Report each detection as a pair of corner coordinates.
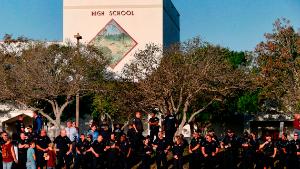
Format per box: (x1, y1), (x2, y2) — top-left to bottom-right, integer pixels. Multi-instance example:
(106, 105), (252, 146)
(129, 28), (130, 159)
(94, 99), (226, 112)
(74, 33), (82, 128)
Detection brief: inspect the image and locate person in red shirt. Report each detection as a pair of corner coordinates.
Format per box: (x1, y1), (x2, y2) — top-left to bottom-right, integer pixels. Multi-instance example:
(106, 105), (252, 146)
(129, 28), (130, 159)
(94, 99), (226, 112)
(293, 114), (300, 135)
(46, 143), (56, 169)
(1, 132), (18, 169)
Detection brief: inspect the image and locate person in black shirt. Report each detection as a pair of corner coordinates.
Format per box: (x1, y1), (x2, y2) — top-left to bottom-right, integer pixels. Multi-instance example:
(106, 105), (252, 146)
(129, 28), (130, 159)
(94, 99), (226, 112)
(105, 133), (120, 169)
(201, 134), (219, 169)
(221, 129), (239, 169)
(100, 121), (111, 141)
(189, 131), (202, 169)
(36, 129), (51, 169)
(74, 133), (89, 169)
(259, 134), (277, 169)
(132, 111), (144, 151)
(172, 135), (185, 169)
(276, 133), (289, 169)
(141, 136), (153, 169)
(84, 134), (94, 168)
(89, 134), (106, 169)
(54, 129), (72, 169)
(240, 132), (258, 169)
(152, 131), (170, 169)
(148, 111), (160, 142)
(16, 115), (25, 135)
(163, 111), (177, 145)
(119, 134), (132, 169)
(18, 133), (29, 169)
(286, 133), (300, 169)
(114, 123), (123, 141)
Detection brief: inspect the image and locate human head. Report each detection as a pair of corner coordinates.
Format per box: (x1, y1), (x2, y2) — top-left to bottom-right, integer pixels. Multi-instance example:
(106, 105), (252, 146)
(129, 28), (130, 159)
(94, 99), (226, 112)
(135, 111), (141, 118)
(18, 115), (24, 121)
(67, 121), (72, 128)
(97, 135), (103, 142)
(120, 134), (126, 142)
(150, 111), (156, 118)
(30, 142), (35, 148)
(60, 129), (67, 137)
(281, 133), (287, 140)
(227, 129), (234, 137)
(80, 133), (85, 140)
(294, 132), (299, 140)
(1, 132), (8, 142)
(192, 131), (199, 138)
(33, 111), (38, 118)
(110, 133), (115, 140)
(265, 134), (272, 142)
(91, 124), (97, 131)
(48, 142), (54, 149)
(205, 134), (212, 142)
(40, 129), (47, 136)
(174, 135), (182, 144)
(20, 133), (26, 140)
(158, 131), (164, 139)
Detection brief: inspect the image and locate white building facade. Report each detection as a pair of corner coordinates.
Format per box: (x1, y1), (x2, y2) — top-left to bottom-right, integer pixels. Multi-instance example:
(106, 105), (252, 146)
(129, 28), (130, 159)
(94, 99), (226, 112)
(63, 0), (180, 72)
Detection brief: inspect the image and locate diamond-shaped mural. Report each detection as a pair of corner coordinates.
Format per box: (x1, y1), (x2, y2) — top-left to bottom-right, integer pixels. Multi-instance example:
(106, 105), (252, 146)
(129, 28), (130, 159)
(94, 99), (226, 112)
(89, 19), (138, 68)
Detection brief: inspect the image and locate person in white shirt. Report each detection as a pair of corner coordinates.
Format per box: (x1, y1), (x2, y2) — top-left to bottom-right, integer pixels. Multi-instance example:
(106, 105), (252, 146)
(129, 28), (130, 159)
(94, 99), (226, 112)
(65, 121), (78, 142)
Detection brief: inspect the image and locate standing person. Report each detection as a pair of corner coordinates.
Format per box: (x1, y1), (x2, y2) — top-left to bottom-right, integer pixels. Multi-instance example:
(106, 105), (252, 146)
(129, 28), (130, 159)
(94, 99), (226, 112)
(33, 111), (43, 135)
(276, 133), (289, 169)
(148, 111), (160, 143)
(141, 136), (153, 169)
(221, 129), (239, 169)
(74, 133), (89, 169)
(53, 129), (72, 169)
(36, 129), (51, 169)
(66, 121), (78, 142)
(16, 115), (25, 135)
(132, 111), (144, 151)
(163, 110), (177, 145)
(113, 123), (123, 140)
(286, 132), (300, 169)
(18, 133), (29, 169)
(201, 134), (219, 169)
(89, 135), (106, 169)
(87, 124), (99, 142)
(100, 121), (111, 141)
(189, 131), (202, 169)
(152, 131), (170, 169)
(1, 132), (18, 169)
(119, 134), (132, 169)
(172, 135), (185, 169)
(259, 134), (277, 169)
(26, 142), (36, 169)
(45, 143), (56, 169)
(105, 133), (120, 169)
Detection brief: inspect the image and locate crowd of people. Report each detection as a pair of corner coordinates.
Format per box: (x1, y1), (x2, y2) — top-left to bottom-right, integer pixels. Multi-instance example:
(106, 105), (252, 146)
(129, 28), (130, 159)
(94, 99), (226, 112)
(0, 111), (300, 169)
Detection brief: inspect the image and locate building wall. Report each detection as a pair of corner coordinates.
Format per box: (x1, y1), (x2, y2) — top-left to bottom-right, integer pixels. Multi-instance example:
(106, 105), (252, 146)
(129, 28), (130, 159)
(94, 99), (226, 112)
(163, 0), (180, 47)
(64, 0), (179, 73)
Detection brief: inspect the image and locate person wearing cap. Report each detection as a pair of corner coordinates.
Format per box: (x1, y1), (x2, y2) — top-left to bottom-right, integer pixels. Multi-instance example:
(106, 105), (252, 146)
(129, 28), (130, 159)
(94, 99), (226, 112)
(259, 134), (277, 169)
(221, 129), (239, 169)
(276, 133), (289, 169)
(148, 111), (160, 143)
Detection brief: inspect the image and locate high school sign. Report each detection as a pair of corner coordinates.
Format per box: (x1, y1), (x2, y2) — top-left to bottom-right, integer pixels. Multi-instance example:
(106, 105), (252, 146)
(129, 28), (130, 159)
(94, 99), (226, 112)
(64, 0), (179, 72)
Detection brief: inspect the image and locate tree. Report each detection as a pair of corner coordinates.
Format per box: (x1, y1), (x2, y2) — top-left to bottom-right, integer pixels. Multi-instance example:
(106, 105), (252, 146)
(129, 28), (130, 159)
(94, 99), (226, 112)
(123, 38), (252, 135)
(0, 40), (110, 134)
(256, 18), (300, 112)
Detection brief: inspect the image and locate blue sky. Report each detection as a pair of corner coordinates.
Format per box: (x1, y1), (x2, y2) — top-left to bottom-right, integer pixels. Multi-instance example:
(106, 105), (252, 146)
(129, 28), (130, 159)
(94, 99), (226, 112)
(0, 0), (299, 51)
